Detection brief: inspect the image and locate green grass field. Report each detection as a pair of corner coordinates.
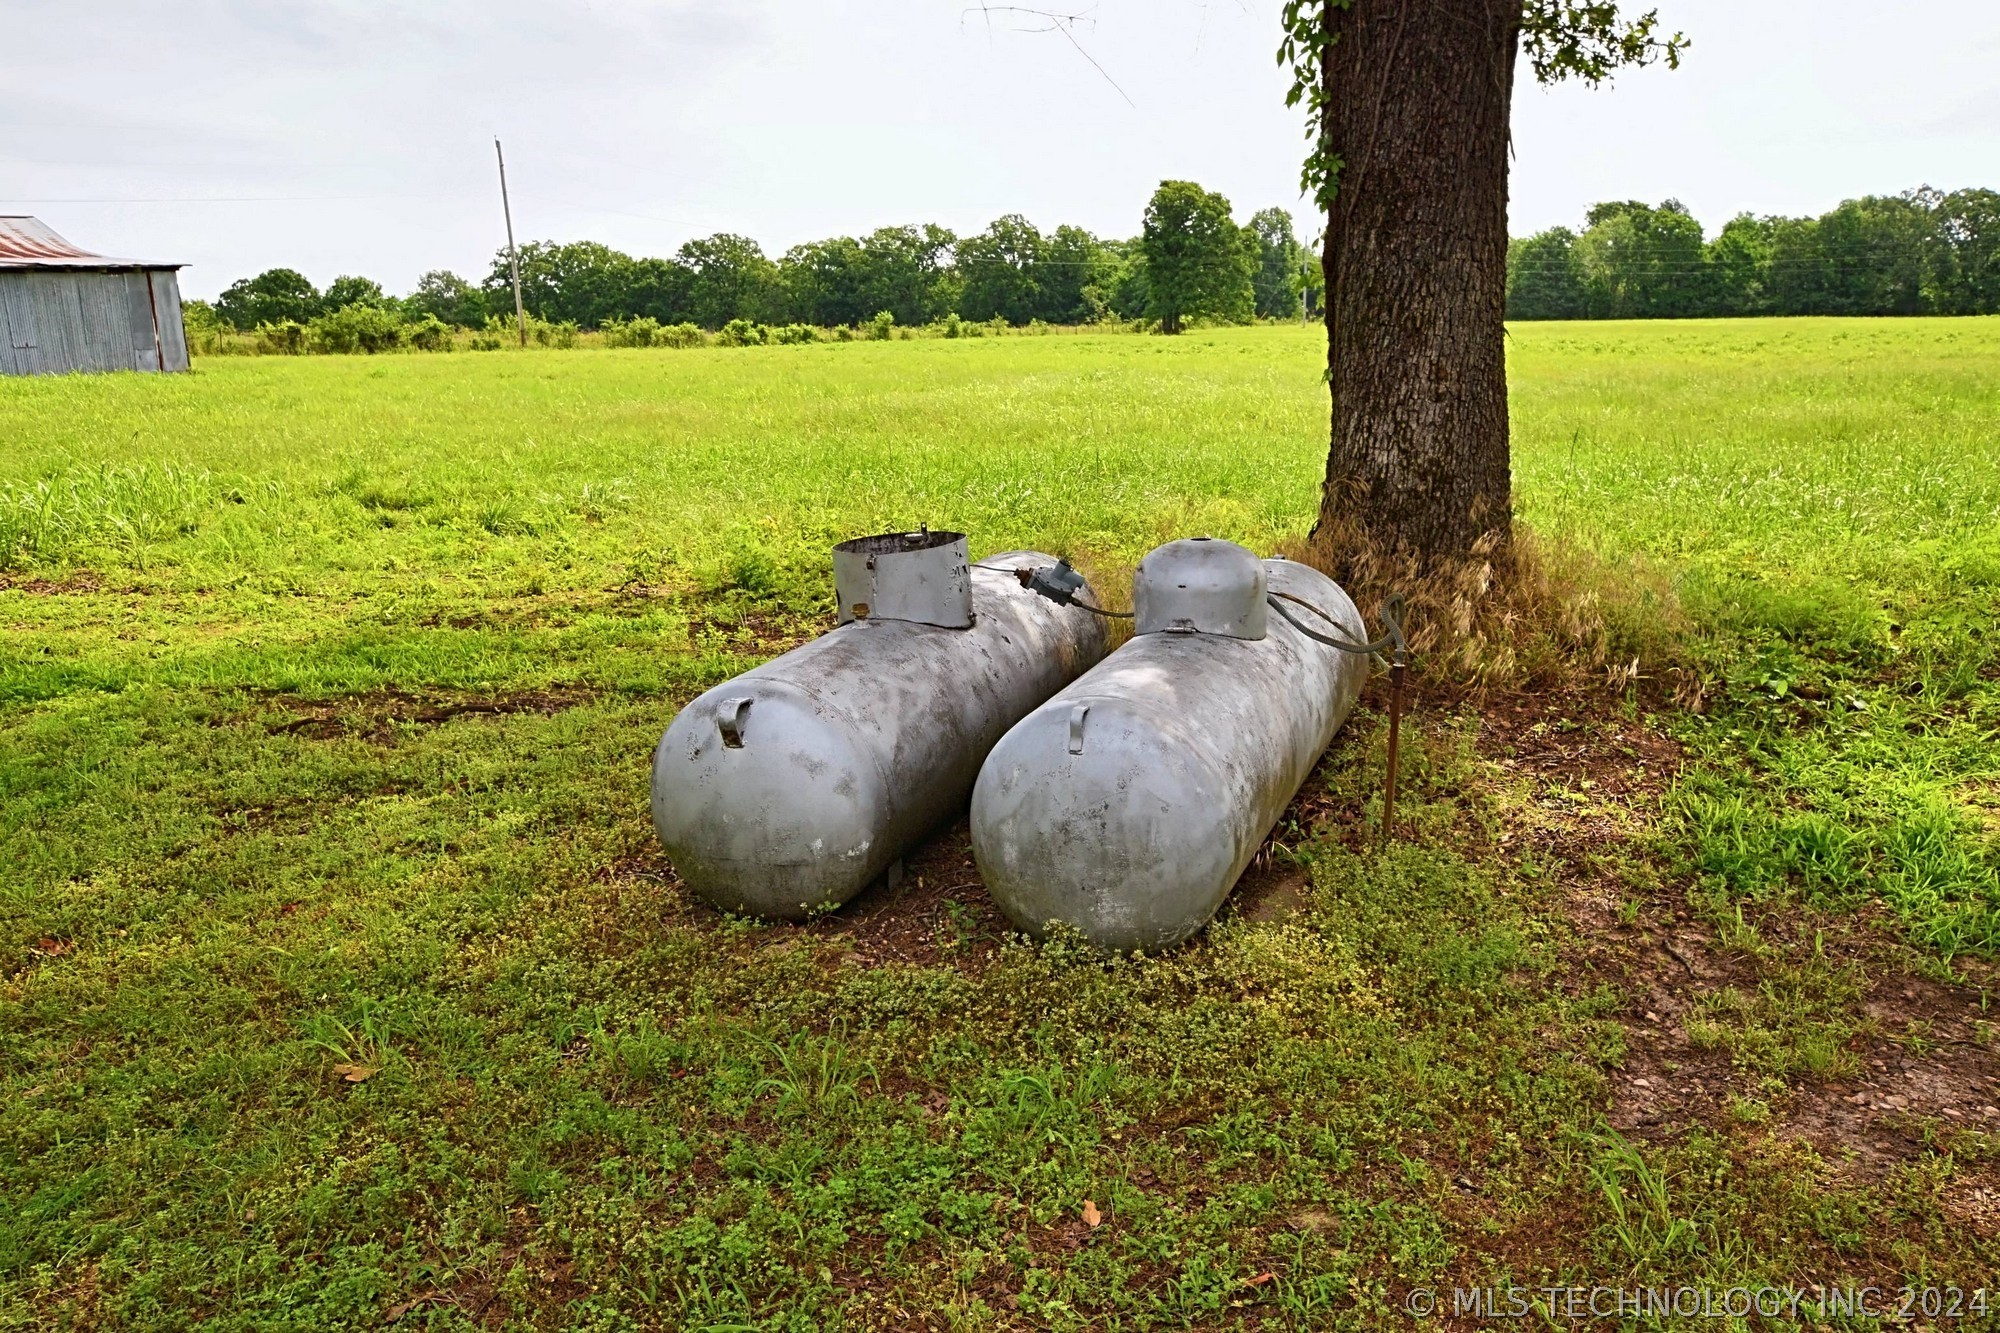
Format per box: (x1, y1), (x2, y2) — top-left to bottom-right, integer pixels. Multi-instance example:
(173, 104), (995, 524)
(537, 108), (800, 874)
(4, 320), (1999, 1329)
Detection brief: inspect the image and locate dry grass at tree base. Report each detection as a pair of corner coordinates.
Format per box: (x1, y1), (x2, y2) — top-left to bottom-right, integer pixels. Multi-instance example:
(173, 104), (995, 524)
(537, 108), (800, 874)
(1276, 524), (1699, 704)
(3, 319), (1999, 1328)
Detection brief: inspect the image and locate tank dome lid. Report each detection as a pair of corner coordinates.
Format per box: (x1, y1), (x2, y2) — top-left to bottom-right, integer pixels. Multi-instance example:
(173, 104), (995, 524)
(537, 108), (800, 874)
(1133, 537), (1267, 639)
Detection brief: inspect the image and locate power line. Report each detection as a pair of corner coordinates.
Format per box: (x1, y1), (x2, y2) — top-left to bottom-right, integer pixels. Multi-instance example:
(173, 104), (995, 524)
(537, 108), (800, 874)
(0, 194), (427, 204)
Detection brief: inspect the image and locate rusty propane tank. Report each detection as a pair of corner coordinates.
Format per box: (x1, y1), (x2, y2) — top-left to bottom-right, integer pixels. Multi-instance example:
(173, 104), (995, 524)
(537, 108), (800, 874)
(651, 531), (1108, 919)
(970, 537), (1370, 951)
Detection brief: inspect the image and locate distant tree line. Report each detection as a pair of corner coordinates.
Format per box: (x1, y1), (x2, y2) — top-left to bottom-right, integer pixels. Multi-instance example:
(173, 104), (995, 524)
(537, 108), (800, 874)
(1509, 187), (2000, 319)
(209, 182), (1321, 337)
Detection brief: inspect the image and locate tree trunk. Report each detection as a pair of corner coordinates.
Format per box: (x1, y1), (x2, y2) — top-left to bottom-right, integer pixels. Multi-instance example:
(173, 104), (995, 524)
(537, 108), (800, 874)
(1312, 0), (1520, 617)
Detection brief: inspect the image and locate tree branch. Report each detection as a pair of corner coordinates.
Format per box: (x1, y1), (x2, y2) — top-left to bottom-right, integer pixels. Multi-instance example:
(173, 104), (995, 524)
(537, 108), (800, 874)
(963, 4), (1137, 108)
(1279, 0), (1688, 209)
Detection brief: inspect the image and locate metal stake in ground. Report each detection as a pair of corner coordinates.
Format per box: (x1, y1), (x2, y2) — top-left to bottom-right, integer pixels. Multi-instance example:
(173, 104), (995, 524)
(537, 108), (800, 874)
(1257, 587), (1410, 848)
(1382, 650), (1407, 849)
(494, 138), (527, 349)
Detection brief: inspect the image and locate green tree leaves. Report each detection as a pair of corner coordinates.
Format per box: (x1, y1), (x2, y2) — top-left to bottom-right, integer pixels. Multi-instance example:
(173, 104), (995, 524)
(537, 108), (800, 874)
(1247, 207), (1313, 320)
(1928, 188), (2000, 316)
(957, 217), (1124, 326)
(216, 269), (320, 330)
(1508, 191), (2000, 320)
(855, 224), (961, 327)
(1517, 1), (1687, 86)
(205, 199), (1295, 337)
(1573, 200), (1708, 319)
(958, 214), (1053, 326)
(406, 271), (490, 328)
(320, 275), (387, 312)
(1772, 196), (1932, 317)
(781, 226), (960, 328)
(1139, 182), (1256, 335)
(1506, 228), (1589, 320)
(483, 240), (698, 331)
(676, 234), (783, 330)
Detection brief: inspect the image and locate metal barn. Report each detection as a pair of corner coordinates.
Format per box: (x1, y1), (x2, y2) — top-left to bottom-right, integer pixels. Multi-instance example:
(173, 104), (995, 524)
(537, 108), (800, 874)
(0, 217), (189, 376)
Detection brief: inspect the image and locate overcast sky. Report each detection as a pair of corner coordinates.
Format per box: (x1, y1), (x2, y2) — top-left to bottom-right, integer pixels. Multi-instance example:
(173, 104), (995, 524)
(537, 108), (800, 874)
(6, 0), (1997, 300)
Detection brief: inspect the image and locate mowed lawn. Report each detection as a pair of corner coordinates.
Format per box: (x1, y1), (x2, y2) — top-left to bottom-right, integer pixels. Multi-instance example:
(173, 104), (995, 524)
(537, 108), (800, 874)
(3, 321), (1999, 1329)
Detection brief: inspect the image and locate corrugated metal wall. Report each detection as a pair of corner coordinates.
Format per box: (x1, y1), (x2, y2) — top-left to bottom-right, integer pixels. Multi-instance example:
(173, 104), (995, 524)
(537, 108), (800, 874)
(0, 277), (28, 376)
(0, 269), (190, 376)
(151, 273), (189, 372)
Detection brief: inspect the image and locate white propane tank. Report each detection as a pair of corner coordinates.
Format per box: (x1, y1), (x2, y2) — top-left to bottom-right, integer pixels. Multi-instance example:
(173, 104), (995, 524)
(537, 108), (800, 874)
(970, 538), (1371, 951)
(651, 532), (1108, 920)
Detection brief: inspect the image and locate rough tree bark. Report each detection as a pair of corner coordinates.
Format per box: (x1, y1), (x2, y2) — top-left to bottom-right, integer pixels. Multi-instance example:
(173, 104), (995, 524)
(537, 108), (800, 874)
(1312, 0), (1521, 609)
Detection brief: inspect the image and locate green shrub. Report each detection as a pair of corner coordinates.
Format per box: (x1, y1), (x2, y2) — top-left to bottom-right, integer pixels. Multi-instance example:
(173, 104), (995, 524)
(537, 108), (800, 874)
(716, 318), (765, 347)
(769, 323), (820, 345)
(254, 320), (307, 355)
(307, 304), (405, 354)
(404, 314), (452, 352)
(531, 316), (579, 349)
(181, 300), (229, 356)
(937, 315), (998, 339)
(587, 318), (706, 348)
(480, 313), (579, 349)
(868, 310), (895, 341)
(602, 316), (663, 349)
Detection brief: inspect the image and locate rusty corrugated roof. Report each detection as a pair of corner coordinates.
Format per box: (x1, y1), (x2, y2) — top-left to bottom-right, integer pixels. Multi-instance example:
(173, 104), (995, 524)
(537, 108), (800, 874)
(0, 216), (181, 271)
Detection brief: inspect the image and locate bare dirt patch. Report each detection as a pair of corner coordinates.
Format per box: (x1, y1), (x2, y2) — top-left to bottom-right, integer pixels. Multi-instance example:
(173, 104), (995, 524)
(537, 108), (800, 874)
(381, 1213), (585, 1329)
(265, 687), (593, 743)
(1786, 956), (2000, 1177)
(212, 795), (313, 834)
(593, 822), (997, 969)
(783, 820), (1013, 971)
(1471, 692), (1753, 1140)
(681, 609), (817, 656)
(1593, 889), (2000, 1181)
(0, 570), (107, 594)
(588, 831), (1010, 975)
(1475, 689), (1683, 799)
(1475, 685), (2000, 1187)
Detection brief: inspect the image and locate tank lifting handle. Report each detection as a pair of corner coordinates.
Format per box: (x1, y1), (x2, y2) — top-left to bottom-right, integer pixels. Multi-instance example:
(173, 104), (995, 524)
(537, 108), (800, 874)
(717, 697), (752, 748)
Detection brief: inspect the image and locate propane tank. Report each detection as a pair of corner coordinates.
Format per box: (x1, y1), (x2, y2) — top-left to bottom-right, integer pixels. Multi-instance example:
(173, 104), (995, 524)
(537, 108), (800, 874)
(970, 537), (1370, 951)
(652, 532), (1107, 920)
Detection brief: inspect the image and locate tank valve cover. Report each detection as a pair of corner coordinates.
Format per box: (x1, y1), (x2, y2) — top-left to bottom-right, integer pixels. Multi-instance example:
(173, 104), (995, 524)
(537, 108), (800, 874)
(832, 528), (973, 628)
(1133, 536), (1267, 639)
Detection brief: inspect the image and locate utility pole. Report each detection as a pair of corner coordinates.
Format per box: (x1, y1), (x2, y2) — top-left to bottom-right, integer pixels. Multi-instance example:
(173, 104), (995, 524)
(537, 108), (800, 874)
(495, 137), (527, 348)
